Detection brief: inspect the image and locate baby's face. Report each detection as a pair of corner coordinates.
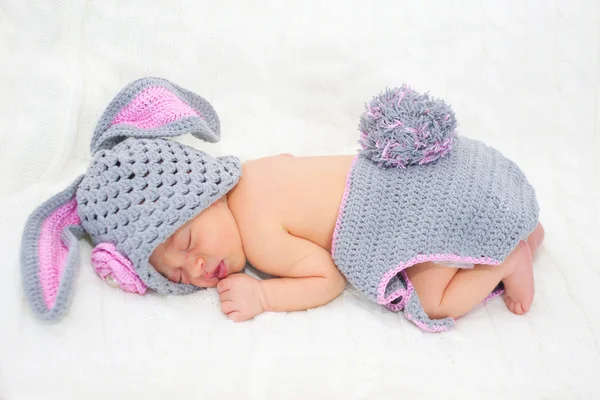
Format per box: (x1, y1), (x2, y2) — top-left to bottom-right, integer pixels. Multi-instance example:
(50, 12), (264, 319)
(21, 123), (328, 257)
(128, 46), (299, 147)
(150, 196), (246, 287)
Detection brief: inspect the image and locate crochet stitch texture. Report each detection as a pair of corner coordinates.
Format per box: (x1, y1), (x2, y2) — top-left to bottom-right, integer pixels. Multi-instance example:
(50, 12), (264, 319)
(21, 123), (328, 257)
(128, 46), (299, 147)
(21, 77), (241, 320)
(77, 137), (241, 295)
(332, 87), (540, 331)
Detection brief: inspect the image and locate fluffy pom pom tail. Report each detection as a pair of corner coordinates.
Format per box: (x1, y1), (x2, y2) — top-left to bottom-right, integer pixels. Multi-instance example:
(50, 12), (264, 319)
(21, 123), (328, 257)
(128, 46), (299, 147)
(358, 85), (458, 168)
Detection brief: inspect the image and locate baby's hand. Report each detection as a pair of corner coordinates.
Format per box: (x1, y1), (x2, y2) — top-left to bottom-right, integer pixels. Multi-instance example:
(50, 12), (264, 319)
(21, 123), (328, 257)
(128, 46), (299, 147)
(217, 273), (267, 322)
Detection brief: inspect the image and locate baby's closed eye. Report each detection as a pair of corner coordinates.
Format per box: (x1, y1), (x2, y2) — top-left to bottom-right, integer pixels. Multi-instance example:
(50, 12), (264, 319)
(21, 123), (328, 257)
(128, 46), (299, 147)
(185, 229), (192, 251)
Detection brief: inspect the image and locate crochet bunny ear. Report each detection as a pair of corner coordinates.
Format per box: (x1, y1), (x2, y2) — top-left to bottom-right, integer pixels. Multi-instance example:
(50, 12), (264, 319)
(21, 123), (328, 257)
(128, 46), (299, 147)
(21, 177), (86, 320)
(90, 77), (221, 153)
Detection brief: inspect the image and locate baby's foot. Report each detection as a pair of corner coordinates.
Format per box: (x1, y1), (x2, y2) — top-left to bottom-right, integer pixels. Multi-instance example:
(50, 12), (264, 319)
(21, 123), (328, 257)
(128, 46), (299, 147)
(502, 241), (534, 315)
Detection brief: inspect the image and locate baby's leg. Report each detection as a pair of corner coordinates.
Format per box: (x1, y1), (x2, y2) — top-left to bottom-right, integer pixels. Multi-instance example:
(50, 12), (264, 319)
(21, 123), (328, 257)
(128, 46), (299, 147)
(527, 223), (545, 257)
(499, 223), (543, 314)
(502, 242), (534, 315)
(406, 241), (532, 319)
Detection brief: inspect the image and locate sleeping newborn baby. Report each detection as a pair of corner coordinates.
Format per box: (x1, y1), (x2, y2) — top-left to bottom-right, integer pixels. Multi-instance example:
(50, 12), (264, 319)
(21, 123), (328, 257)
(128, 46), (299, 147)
(21, 78), (543, 332)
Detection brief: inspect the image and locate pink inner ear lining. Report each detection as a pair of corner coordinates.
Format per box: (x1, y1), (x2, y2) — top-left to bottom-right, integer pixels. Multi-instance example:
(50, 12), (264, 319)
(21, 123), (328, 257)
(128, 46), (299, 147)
(38, 198), (81, 309)
(111, 86), (203, 129)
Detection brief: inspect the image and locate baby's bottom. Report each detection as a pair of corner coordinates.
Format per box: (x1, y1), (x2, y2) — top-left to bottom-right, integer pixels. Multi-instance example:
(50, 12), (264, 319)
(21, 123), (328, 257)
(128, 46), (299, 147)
(406, 223), (545, 320)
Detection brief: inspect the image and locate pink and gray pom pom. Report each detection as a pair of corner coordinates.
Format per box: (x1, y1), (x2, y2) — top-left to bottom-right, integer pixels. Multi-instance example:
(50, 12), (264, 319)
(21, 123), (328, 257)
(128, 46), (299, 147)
(358, 85), (458, 168)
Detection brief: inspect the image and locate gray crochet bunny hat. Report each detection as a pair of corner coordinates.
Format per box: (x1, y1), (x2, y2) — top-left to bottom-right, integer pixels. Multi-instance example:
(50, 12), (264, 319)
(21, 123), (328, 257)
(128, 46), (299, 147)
(21, 77), (241, 320)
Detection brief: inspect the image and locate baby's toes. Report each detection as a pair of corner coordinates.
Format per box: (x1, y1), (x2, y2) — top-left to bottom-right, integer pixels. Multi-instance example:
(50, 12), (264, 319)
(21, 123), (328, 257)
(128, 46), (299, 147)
(520, 298), (533, 314)
(504, 296), (520, 315)
(513, 302), (524, 315)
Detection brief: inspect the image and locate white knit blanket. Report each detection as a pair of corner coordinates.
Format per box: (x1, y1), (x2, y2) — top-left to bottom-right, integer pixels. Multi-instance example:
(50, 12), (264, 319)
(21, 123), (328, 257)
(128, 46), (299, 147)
(1, 1), (599, 398)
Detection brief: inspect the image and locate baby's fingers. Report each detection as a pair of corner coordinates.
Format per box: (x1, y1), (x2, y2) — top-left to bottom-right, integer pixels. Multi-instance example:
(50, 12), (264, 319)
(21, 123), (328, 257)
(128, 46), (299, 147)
(227, 311), (247, 322)
(218, 290), (233, 302)
(220, 300), (236, 315)
(220, 302), (251, 322)
(217, 278), (231, 293)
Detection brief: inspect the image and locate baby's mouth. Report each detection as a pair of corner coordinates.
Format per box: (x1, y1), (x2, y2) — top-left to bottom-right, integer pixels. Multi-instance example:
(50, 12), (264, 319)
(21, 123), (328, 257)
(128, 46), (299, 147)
(216, 261), (228, 279)
(207, 261), (227, 279)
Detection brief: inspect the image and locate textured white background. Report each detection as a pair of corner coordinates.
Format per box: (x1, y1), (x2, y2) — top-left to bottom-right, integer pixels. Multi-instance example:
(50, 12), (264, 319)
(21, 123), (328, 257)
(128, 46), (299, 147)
(1, 1), (599, 399)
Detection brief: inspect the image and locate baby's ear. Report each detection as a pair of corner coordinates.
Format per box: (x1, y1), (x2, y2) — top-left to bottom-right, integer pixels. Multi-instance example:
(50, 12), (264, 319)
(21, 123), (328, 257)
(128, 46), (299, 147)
(21, 177), (86, 320)
(90, 77), (221, 153)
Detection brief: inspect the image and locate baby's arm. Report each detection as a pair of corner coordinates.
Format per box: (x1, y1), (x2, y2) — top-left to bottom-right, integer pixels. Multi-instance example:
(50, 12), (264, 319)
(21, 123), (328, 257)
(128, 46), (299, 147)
(217, 225), (346, 321)
(259, 246), (346, 313)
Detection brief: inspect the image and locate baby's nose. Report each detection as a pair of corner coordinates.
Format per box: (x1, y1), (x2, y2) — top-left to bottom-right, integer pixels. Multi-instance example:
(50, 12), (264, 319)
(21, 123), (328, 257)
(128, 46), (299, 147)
(186, 256), (206, 279)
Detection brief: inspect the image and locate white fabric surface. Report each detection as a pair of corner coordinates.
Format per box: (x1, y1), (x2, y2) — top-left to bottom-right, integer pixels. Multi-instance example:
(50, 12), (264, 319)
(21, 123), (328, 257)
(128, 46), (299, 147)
(2, 1), (600, 398)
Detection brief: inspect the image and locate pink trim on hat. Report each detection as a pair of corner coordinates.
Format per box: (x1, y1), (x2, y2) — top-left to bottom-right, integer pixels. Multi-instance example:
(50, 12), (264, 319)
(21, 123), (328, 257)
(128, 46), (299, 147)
(91, 243), (147, 294)
(111, 86), (203, 129)
(38, 199), (81, 309)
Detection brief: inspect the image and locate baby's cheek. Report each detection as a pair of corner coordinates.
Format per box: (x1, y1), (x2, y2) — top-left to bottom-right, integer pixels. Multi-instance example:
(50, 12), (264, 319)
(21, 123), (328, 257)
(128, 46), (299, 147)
(148, 253), (162, 274)
(153, 263), (172, 281)
(149, 247), (176, 281)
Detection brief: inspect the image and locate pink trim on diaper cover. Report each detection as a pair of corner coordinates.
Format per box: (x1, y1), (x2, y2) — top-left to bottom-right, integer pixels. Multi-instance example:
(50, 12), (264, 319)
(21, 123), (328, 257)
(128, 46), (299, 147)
(111, 86), (203, 129)
(482, 286), (504, 303)
(377, 254), (501, 305)
(331, 155), (358, 255)
(399, 270), (452, 333)
(386, 290), (408, 312)
(38, 198), (81, 309)
(387, 269), (506, 320)
(330, 156), (504, 330)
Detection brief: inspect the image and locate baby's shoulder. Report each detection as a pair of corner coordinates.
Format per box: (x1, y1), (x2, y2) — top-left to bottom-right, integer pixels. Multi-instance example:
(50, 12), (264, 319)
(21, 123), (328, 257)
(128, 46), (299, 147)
(228, 155), (290, 223)
(238, 155), (293, 196)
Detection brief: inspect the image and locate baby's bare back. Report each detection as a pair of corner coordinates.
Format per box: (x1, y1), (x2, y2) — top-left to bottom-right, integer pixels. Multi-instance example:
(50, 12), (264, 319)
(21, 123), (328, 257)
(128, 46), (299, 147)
(219, 154), (355, 316)
(217, 154), (356, 318)
(229, 154), (355, 254)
